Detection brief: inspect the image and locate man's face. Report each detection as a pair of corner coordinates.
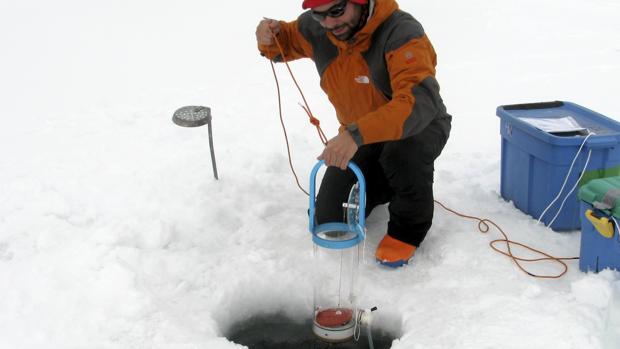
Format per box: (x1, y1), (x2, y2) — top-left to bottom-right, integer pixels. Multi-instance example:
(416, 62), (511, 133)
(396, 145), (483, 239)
(311, 0), (362, 41)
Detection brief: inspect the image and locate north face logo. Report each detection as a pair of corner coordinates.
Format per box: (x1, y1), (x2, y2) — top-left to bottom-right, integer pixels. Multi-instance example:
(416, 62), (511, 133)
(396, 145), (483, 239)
(354, 75), (370, 84)
(405, 51), (416, 63)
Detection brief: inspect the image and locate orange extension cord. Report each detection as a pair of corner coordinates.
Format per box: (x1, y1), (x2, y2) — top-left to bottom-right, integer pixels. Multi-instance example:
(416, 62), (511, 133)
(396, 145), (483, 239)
(266, 31), (579, 279)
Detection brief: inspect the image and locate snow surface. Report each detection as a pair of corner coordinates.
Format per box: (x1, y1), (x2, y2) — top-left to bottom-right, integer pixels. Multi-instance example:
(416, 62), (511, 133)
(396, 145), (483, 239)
(1, 0), (620, 348)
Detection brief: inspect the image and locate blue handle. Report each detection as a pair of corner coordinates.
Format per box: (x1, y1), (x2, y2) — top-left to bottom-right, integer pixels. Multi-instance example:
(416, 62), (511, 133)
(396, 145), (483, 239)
(586, 136), (619, 150)
(308, 160), (367, 249)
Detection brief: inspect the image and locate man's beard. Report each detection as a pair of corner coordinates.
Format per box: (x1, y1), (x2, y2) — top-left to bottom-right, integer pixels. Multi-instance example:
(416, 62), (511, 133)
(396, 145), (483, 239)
(330, 24), (354, 41)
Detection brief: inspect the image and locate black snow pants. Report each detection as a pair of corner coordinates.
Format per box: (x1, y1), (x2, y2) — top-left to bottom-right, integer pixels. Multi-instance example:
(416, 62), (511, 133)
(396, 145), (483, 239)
(315, 116), (451, 247)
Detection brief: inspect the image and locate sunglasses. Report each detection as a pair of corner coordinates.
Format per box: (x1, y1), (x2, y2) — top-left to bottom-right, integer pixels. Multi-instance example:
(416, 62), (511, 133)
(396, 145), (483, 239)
(311, 0), (349, 22)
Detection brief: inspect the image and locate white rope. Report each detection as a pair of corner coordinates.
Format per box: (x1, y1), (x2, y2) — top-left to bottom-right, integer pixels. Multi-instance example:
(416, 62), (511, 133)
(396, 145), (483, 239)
(547, 148), (592, 228)
(337, 249), (344, 307)
(537, 133), (593, 226)
(353, 309), (363, 341)
(360, 218), (368, 265)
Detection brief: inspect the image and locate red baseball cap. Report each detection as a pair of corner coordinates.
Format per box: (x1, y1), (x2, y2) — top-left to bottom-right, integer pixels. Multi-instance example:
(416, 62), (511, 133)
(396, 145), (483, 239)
(302, 0), (367, 10)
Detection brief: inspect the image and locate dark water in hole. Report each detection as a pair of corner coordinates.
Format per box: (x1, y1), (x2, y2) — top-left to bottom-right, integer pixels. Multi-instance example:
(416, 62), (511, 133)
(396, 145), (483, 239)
(226, 313), (396, 349)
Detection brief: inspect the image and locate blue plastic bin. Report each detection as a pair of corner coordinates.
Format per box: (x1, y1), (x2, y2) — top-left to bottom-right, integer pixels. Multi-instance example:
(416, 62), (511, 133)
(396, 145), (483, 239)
(497, 101), (620, 231)
(578, 176), (620, 272)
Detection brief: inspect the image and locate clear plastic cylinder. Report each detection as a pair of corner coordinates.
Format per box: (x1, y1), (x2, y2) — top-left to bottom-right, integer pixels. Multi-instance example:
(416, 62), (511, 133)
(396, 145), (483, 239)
(312, 241), (361, 342)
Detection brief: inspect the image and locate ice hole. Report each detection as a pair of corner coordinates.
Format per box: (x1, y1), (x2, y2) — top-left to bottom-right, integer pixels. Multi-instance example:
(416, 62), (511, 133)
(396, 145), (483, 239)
(225, 312), (399, 349)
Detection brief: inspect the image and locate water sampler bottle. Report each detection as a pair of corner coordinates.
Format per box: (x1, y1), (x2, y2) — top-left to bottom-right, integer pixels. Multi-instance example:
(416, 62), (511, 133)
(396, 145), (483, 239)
(308, 160), (366, 343)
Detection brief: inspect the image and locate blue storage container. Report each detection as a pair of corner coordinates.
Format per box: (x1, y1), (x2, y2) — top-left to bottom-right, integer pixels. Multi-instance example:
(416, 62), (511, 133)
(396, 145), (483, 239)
(578, 176), (620, 272)
(497, 101), (620, 231)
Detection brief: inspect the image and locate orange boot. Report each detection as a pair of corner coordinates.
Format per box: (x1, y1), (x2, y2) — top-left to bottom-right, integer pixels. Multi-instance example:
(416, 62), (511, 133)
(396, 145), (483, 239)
(375, 234), (417, 268)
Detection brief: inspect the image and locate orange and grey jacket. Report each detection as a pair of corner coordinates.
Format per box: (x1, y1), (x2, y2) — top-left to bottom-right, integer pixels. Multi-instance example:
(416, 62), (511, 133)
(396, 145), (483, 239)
(258, 0), (450, 146)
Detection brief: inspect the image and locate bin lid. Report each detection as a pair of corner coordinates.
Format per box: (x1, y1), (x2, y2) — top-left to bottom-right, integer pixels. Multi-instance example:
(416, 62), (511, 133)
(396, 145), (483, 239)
(496, 101), (620, 146)
(578, 176), (620, 218)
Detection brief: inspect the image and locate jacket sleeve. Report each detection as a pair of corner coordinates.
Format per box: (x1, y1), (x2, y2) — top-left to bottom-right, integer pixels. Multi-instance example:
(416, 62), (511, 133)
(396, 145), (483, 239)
(352, 34), (448, 145)
(258, 20), (314, 62)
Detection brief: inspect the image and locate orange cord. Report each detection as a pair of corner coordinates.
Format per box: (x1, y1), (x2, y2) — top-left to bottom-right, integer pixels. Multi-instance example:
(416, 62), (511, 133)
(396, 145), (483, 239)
(269, 60), (309, 196)
(434, 200), (579, 279)
(267, 29), (327, 195)
(265, 28), (578, 279)
(270, 31), (328, 145)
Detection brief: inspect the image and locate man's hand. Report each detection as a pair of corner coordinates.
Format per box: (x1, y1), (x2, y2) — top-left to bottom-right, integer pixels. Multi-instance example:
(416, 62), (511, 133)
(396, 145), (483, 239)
(256, 18), (281, 46)
(318, 131), (358, 170)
